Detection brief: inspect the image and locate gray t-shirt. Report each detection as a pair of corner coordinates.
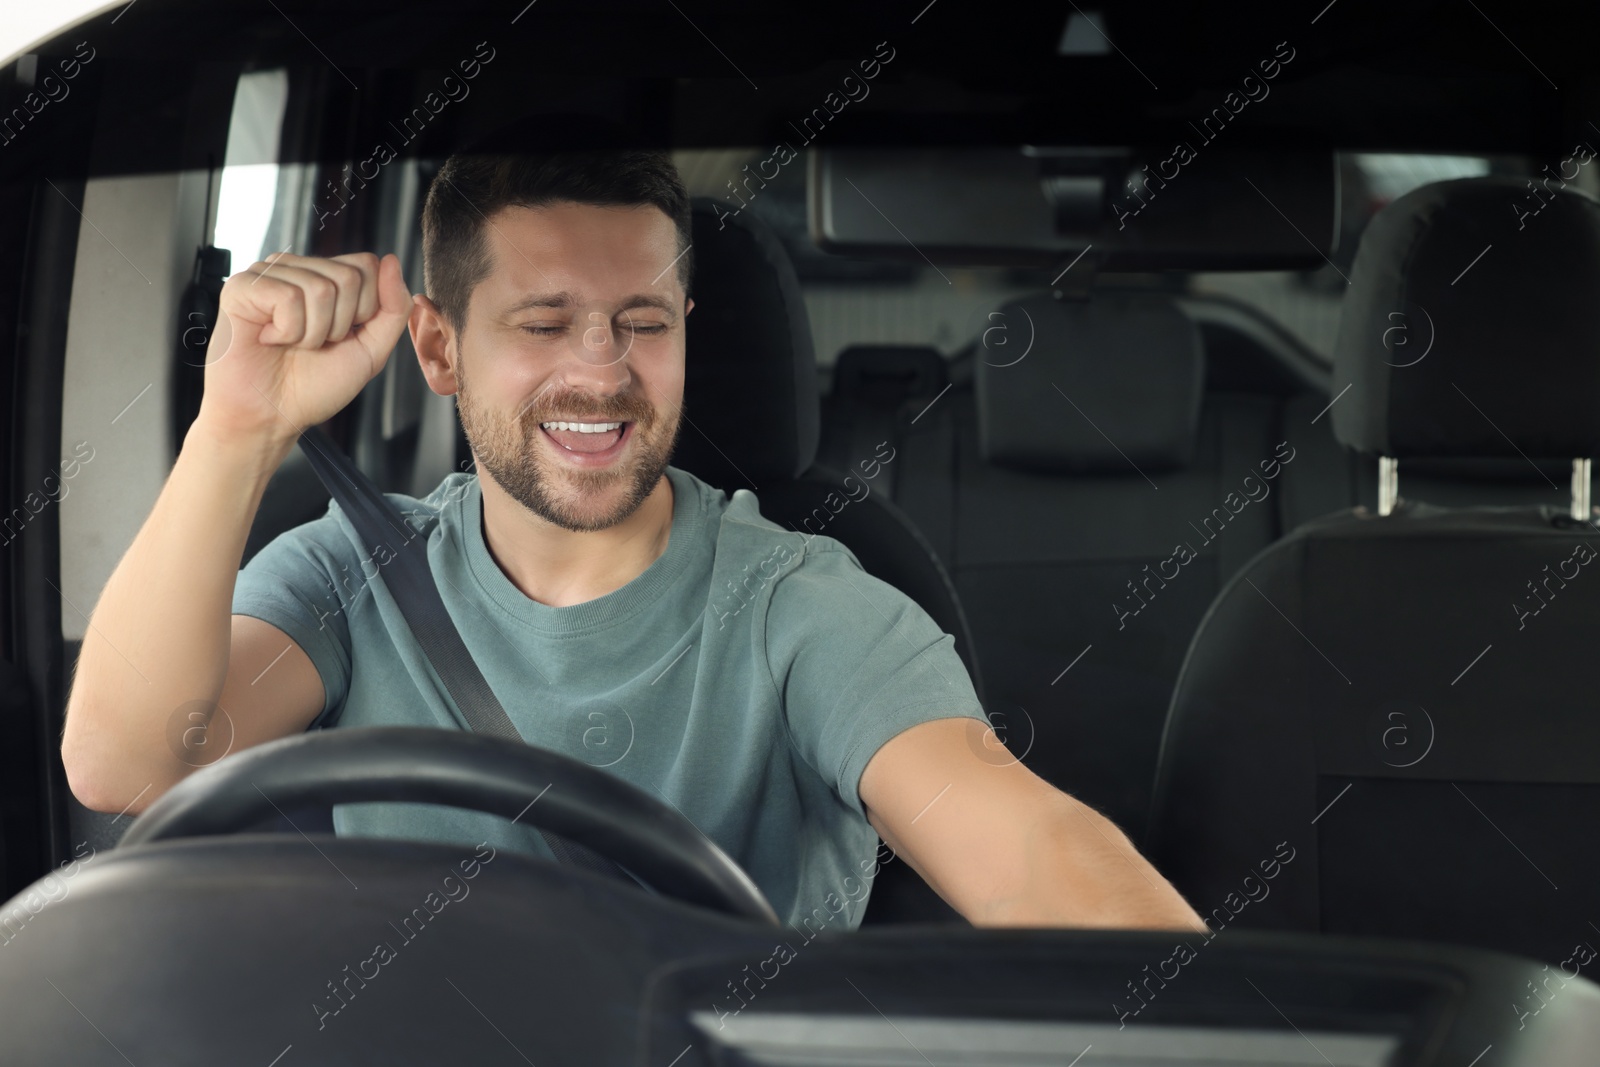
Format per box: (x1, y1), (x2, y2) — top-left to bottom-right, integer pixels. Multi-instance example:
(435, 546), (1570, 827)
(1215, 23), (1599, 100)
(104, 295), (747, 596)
(232, 464), (987, 929)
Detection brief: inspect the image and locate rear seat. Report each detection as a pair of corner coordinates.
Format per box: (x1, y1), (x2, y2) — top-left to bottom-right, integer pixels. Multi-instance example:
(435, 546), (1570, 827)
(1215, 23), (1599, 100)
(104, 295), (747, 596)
(833, 291), (1292, 839)
(818, 345), (947, 500)
(818, 283), (1574, 845)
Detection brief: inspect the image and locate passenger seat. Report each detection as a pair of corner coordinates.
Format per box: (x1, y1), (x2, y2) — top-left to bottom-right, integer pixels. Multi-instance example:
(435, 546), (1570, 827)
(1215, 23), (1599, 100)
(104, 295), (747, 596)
(1148, 176), (1600, 966)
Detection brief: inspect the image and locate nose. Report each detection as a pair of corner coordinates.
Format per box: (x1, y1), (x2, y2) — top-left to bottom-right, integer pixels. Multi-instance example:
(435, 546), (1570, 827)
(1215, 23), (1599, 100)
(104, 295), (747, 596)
(574, 311), (638, 366)
(558, 311), (633, 395)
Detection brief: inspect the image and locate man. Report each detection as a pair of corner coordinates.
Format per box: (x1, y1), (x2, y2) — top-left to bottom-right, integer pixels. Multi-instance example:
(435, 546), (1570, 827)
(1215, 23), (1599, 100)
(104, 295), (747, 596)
(62, 149), (1202, 933)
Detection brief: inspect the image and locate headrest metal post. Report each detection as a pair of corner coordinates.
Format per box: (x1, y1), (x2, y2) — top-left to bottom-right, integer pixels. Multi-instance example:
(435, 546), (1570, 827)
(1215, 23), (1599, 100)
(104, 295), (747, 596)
(1572, 459), (1591, 521)
(1378, 457), (1399, 517)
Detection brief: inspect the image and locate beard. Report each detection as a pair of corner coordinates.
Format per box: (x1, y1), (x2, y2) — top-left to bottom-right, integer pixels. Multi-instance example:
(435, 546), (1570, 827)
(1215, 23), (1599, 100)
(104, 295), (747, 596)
(454, 352), (682, 533)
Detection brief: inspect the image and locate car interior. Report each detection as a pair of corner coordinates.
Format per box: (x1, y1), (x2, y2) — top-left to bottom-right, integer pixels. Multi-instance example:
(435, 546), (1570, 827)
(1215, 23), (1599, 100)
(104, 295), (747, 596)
(4, 0), (1600, 1063)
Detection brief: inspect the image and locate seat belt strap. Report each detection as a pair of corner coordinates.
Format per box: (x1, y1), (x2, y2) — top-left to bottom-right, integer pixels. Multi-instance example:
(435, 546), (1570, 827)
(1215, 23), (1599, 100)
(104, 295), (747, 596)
(295, 426), (634, 884)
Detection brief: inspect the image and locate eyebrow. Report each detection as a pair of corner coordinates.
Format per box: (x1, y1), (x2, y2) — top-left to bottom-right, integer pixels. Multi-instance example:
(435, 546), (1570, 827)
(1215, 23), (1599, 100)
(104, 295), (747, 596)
(500, 291), (680, 317)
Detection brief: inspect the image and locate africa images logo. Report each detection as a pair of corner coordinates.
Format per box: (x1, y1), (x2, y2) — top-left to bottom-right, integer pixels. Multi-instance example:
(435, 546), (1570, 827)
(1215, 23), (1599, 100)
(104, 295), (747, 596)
(1380, 300), (1434, 368)
(311, 842), (497, 1030)
(1112, 841), (1297, 1029)
(1114, 442), (1296, 630)
(1109, 40), (1296, 230)
(0, 41), (96, 148)
(710, 41), (897, 230)
(709, 840), (899, 1030)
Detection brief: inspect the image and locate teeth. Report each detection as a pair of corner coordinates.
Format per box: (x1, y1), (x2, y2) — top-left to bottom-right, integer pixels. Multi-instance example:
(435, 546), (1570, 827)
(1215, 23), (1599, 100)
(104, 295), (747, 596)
(540, 421), (623, 433)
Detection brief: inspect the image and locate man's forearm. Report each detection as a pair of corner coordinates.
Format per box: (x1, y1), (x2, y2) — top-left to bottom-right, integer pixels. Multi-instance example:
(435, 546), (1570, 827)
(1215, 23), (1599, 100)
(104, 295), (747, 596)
(967, 793), (1205, 931)
(60, 415), (293, 811)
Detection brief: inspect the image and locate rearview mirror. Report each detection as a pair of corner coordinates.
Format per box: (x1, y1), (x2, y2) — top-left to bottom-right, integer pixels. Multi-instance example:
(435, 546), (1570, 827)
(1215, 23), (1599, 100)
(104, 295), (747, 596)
(809, 146), (1337, 272)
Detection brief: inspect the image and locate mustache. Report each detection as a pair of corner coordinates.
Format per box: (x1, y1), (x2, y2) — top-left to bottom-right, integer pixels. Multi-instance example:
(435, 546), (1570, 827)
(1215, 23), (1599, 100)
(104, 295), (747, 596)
(519, 391), (655, 427)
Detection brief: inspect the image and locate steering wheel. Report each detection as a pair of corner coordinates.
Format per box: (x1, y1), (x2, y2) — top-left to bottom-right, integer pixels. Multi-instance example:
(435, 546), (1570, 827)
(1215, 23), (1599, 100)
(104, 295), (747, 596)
(119, 726), (779, 924)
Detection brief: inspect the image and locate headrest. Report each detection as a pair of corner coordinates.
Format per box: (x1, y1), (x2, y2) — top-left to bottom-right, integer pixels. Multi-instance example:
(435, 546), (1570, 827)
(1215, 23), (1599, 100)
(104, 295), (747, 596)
(832, 345), (947, 407)
(672, 198), (819, 490)
(1333, 176), (1600, 458)
(975, 292), (1204, 474)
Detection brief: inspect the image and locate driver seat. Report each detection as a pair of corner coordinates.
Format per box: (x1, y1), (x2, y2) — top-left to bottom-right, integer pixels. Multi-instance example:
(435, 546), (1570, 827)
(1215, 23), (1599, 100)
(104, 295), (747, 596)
(668, 198), (987, 923)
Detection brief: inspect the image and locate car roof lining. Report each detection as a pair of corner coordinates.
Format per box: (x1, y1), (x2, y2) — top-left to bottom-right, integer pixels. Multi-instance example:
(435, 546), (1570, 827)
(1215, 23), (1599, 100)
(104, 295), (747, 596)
(8, 0), (1600, 185)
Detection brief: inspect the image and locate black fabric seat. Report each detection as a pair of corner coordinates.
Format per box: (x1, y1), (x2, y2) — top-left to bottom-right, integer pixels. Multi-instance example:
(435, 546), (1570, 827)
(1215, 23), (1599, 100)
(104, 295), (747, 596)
(1148, 176), (1600, 967)
(673, 198), (988, 923)
(673, 199), (985, 704)
(818, 344), (948, 498)
(882, 291), (1287, 841)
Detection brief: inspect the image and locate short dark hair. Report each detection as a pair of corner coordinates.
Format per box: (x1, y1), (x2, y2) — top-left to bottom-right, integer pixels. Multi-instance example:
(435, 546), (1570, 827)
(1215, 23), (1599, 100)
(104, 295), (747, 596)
(420, 150), (692, 335)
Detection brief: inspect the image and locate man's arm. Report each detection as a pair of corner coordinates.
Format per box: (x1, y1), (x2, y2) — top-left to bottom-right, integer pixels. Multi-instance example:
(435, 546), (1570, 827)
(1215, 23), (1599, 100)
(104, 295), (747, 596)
(60, 252), (409, 815)
(60, 421), (326, 814)
(860, 717), (1205, 930)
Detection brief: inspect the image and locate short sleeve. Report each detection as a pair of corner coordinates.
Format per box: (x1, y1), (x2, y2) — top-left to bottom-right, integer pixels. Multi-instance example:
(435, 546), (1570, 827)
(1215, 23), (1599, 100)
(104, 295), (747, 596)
(764, 541), (989, 816)
(231, 502), (361, 726)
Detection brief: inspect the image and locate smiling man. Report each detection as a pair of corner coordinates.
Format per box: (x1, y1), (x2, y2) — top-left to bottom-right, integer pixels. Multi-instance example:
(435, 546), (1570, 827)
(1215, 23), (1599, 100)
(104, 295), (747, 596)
(61, 149), (1201, 933)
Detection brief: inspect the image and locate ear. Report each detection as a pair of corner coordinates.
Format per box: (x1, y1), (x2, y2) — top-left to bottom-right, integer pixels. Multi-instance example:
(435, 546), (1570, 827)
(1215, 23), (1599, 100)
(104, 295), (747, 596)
(685, 297), (695, 317)
(410, 294), (459, 396)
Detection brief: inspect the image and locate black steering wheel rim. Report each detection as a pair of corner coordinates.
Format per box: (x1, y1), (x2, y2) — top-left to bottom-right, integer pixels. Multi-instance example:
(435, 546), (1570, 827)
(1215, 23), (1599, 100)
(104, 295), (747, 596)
(119, 726), (778, 924)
